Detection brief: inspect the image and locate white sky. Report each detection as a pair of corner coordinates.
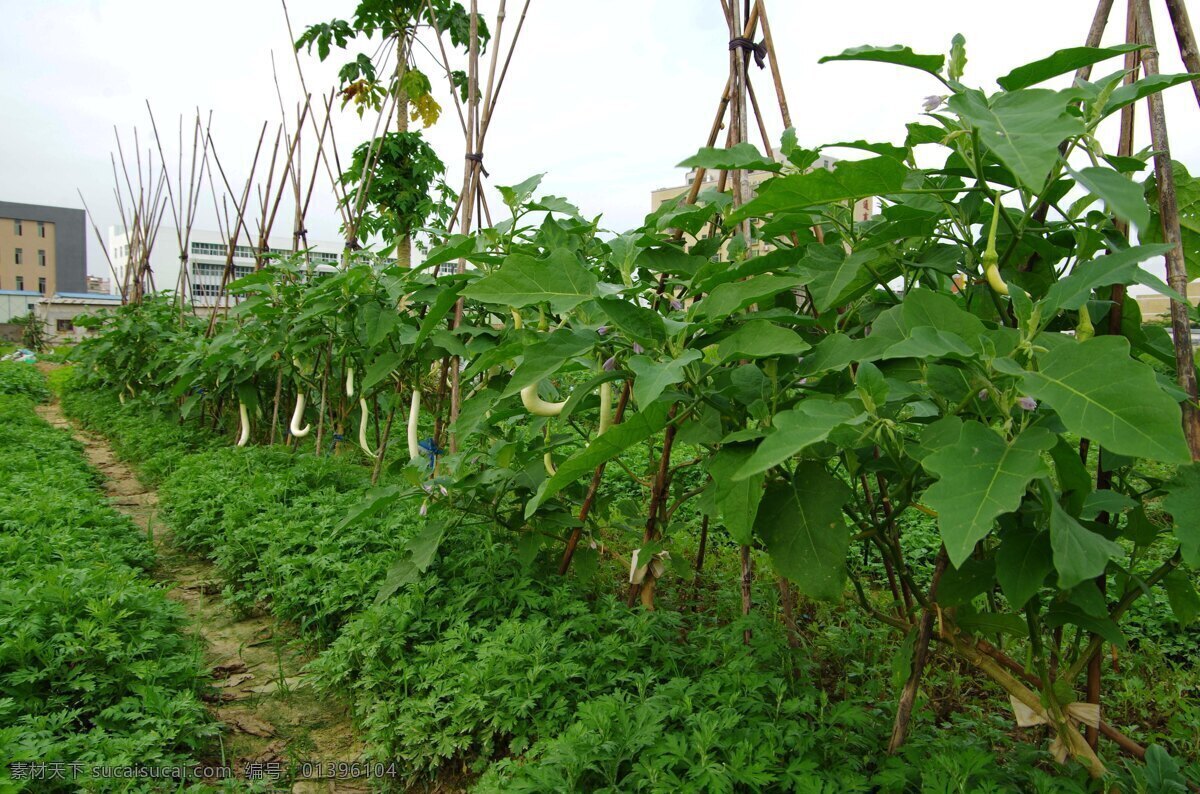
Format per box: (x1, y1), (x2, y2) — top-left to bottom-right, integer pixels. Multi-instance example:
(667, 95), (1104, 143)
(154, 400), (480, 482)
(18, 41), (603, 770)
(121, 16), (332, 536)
(2, 0), (1199, 279)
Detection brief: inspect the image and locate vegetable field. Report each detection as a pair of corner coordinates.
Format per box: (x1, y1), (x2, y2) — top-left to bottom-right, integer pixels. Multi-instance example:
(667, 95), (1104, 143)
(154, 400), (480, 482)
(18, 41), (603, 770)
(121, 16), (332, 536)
(10, 0), (1200, 791)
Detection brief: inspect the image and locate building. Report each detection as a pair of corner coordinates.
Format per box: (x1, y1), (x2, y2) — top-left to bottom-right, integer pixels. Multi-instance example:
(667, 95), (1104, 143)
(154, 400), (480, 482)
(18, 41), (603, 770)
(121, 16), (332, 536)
(36, 292), (123, 342)
(108, 228), (346, 306)
(0, 201), (88, 299)
(0, 289), (41, 323)
(650, 154), (873, 257)
(86, 275), (111, 294)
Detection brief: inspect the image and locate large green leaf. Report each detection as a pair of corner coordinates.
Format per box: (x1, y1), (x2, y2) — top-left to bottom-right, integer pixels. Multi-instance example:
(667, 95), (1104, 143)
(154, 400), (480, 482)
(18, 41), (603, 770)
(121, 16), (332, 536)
(1020, 336), (1191, 464)
(628, 350), (701, 407)
(1164, 570), (1200, 626)
(706, 446), (764, 545)
(1070, 166), (1150, 232)
(414, 284), (464, 348)
(1104, 73), (1200, 117)
(1048, 497), (1122, 590)
(717, 319), (810, 361)
(375, 521), (448, 604)
(678, 142), (781, 173)
(362, 302), (401, 347)
(1039, 244), (1176, 313)
(501, 330), (598, 398)
(997, 45), (1143, 91)
(922, 423), (1055, 567)
(597, 297), (666, 344)
(995, 527), (1053, 608)
(734, 399), (865, 481)
(461, 248), (598, 313)
(802, 246), (879, 312)
(819, 44), (945, 75)
(731, 157), (908, 221)
(754, 461), (851, 600)
(1163, 463), (1200, 566)
(363, 350), (403, 391)
(697, 274), (804, 320)
(526, 402), (672, 516)
(947, 89), (1083, 189)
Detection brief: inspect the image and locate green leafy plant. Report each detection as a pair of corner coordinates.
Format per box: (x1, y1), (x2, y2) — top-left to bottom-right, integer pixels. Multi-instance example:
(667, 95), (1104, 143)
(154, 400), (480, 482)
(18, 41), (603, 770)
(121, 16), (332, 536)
(0, 361), (49, 401)
(0, 395), (214, 792)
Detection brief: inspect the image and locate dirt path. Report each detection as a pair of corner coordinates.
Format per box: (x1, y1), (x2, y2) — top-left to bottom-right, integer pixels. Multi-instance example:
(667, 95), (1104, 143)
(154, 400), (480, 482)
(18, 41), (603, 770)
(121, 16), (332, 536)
(35, 398), (370, 793)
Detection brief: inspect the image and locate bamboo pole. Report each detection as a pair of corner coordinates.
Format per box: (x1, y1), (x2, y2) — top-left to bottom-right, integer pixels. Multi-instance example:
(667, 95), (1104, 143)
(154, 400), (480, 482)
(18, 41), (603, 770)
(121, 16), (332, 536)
(1134, 0), (1200, 459)
(1164, 0), (1200, 107)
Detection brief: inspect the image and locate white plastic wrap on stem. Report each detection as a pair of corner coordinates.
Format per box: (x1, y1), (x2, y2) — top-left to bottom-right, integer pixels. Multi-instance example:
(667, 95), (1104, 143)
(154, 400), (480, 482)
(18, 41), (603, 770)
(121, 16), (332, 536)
(407, 390), (422, 460)
(236, 401), (250, 447)
(289, 393), (311, 437)
(358, 398), (377, 457)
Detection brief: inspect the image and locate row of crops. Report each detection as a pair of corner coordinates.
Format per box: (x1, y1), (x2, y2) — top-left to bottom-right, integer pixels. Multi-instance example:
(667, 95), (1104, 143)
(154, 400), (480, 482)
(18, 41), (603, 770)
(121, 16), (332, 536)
(0, 367), (214, 792)
(11, 38), (1200, 790)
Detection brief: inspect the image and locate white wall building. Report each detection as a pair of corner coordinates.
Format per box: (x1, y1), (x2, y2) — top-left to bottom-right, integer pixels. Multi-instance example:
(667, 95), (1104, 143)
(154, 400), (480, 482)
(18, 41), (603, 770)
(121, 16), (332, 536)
(108, 228), (347, 306)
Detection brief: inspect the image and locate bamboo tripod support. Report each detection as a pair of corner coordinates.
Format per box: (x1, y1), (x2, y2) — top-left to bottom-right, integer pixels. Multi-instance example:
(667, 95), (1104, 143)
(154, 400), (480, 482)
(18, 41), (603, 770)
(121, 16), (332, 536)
(622, 0), (798, 619)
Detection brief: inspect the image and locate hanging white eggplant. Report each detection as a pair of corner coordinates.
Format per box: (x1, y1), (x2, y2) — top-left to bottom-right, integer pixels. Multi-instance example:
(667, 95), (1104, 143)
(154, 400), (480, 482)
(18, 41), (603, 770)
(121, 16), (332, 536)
(407, 390), (422, 460)
(236, 400), (250, 447)
(358, 398), (377, 458)
(346, 368), (355, 398)
(290, 393), (311, 437)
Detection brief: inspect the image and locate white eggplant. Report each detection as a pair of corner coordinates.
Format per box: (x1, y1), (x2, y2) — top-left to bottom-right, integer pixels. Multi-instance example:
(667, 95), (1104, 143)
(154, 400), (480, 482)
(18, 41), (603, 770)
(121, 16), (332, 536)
(236, 400), (250, 447)
(521, 383), (566, 417)
(289, 393), (311, 437)
(598, 382), (613, 434)
(358, 398), (377, 457)
(346, 368), (355, 398)
(407, 390), (422, 460)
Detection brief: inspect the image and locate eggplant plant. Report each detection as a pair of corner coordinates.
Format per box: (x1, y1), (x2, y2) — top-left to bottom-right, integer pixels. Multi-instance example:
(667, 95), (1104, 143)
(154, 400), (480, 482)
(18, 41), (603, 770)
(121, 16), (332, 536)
(72, 38), (1200, 775)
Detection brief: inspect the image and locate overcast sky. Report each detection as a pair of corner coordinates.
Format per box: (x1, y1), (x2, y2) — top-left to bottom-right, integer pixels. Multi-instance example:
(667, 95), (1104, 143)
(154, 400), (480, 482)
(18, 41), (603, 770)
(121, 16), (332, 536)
(3, 0), (1199, 279)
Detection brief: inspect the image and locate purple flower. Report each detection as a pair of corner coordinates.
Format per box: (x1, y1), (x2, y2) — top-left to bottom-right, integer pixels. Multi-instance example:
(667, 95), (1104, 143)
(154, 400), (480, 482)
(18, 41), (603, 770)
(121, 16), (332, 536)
(922, 95), (946, 112)
(669, 297), (684, 311)
(977, 389), (989, 402)
(632, 342), (644, 355)
(603, 355), (617, 371)
(1017, 396), (1038, 411)
(597, 325), (609, 335)
(419, 500), (429, 516)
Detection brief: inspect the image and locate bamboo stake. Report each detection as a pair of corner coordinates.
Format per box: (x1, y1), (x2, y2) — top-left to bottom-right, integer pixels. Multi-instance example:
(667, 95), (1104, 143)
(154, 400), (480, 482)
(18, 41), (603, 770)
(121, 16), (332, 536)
(1164, 0), (1200, 107)
(1134, 0), (1200, 459)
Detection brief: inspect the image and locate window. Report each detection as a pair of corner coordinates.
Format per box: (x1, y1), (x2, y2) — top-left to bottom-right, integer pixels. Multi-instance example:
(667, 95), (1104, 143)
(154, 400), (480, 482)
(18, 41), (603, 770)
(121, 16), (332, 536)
(38, 250), (46, 267)
(14, 248), (22, 265)
(37, 277), (46, 294)
(56, 319), (73, 332)
(15, 276), (23, 291)
(37, 222), (45, 238)
(13, 220), (21, 236)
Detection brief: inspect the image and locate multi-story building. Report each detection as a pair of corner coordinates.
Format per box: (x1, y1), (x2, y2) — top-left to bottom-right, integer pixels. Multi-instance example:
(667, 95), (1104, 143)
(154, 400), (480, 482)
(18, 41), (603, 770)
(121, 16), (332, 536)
(86, 275), (111, 294)
(0, 201), (88, 300)
(108, 228), (346, 306)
